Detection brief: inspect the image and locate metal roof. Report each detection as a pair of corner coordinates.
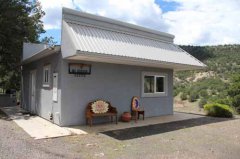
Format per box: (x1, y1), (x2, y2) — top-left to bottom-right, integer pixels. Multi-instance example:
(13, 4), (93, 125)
(63, 21), (205, 69)
(61, 8), (206, 70)
(22, 46), (60, 64)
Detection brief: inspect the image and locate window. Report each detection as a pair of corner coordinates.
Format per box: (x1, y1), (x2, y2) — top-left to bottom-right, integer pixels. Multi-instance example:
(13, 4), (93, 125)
(43, 65), (51, 87)
(142, 72), (167, 97)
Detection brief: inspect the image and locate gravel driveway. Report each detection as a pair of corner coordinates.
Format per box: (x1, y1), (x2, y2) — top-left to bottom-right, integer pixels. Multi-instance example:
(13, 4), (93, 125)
(1, 109), (240, 159)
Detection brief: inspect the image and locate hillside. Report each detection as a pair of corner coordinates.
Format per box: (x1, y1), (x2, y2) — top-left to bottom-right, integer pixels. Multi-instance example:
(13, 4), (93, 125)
(174, 45), (240, 112)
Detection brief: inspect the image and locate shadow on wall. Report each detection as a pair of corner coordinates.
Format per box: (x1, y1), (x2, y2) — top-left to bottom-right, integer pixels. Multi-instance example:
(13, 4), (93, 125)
(101, 116), (236, 140)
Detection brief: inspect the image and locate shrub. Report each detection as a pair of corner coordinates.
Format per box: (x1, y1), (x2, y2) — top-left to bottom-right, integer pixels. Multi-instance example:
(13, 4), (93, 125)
(232, 94), (240, 108)
(173, 90), (178, 97)
(211, 90), (217, 95)
(199, 98), (207, 108)
(204, 103), (233, 118)
(214, 98), (232, 106)
(188, 92), (199, 102)
(180, 92), (187, 100)
(199, 90), (208, 98)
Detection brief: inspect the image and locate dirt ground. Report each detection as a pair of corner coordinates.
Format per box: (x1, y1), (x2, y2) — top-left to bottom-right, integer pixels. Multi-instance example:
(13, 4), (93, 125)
(174, 95), (205, 115)
(1, 109), (240, 159)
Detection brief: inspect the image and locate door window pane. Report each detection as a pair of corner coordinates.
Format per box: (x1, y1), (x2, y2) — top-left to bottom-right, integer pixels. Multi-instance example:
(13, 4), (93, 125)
(144, 76), (154, 93)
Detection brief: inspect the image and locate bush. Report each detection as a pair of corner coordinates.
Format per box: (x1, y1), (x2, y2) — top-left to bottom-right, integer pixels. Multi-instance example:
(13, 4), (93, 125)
(188, 92), (199, 102)
(204, 103), (233, 118)
(173, 89), (180, 97)
(199, 98), (207, 108)
(232, 94), (240, 108)
(180, 92), (187, 100)
(214, 98), (232, 106)
(199, 90), (208, 98)
(211, 90), (217, 95)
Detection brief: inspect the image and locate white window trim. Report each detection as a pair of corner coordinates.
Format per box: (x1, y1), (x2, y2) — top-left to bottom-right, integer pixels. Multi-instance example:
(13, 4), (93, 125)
(43, 65), (51, 87)
(141, 72), (168, 97)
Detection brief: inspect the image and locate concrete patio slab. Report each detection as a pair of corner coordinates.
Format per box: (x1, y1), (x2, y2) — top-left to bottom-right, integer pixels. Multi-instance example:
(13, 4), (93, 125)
(0, 106), (209, 140)
(73, 112), (204, 134)
(0, 106), (87, 139)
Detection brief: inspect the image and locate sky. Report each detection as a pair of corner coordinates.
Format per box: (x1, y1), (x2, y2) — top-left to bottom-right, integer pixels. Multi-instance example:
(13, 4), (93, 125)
(38, 0), (240, 46)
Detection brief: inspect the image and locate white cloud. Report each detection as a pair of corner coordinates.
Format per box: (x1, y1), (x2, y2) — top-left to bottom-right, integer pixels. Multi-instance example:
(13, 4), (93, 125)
(163, 0), (240, 45)
(39, 0), (75, 29)
(39, 0), (240, 45)
(73, 0), (168, 31)
(39, 0), (168, 30)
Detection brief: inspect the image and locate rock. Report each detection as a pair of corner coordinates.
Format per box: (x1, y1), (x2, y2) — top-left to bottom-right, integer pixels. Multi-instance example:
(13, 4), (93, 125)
(94, 152), (104, 157)
(86, 143), (98, 147)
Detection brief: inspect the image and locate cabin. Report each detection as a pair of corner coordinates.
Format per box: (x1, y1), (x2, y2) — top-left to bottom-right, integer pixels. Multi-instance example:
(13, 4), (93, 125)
(21, 7), (205, 126)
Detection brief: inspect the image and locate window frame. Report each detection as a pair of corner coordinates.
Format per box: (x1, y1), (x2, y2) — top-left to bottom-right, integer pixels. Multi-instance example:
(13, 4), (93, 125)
(43, 64), (51, 87)
(141, 72), (168, 97)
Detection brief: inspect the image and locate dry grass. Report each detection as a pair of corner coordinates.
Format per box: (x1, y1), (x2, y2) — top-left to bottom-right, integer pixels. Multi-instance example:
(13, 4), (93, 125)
(174, 95), (205, 115)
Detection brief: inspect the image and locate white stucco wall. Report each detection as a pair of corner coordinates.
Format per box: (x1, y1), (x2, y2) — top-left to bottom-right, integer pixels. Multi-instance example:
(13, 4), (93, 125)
(22, 53), (62, 125)
(60, 60), (173, 126)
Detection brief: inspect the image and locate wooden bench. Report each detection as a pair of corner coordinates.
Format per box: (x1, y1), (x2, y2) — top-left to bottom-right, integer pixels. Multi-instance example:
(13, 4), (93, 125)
(86, 100), (118, 126)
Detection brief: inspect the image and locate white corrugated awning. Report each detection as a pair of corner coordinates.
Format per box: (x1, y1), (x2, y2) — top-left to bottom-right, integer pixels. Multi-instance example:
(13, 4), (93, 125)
(61, 8), (206, 70)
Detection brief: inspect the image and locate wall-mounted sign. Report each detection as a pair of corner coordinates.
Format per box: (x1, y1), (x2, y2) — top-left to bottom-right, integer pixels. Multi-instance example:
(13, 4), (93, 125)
(68, 63), (91, 76)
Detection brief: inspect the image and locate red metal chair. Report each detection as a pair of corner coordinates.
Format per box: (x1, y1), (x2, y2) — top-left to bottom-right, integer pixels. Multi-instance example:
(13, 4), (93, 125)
(131, 96), (145, 122)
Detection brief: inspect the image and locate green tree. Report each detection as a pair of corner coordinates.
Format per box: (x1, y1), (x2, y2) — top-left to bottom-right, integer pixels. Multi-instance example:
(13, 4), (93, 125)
(0, 0), (45, 91)
(41, 36), (57, 46)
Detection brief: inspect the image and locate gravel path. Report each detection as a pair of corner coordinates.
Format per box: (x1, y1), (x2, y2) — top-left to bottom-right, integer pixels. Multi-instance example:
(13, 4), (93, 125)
(1, 109), (240, 159)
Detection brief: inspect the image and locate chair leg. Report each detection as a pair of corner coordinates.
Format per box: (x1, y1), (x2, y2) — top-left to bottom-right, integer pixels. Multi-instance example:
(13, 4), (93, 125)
(135, 112), (138, 123)
(90, 118), (92, 127)
(116, 115), (118, 124)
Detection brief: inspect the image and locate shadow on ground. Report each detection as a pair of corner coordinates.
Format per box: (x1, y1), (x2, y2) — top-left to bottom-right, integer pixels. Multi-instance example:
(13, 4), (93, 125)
(0, 109), (12, 121)
(0, 107), (33, 121)
(101, 116), (235, 140)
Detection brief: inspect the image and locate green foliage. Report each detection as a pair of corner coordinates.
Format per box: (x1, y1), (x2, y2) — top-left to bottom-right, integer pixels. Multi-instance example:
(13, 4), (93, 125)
(199, 98), (207, 108)
(232, 95), (240, 111)
(41, 36), (57, 46)
(173, 90), (178, 97)
(180, 45), (214, 61)
(188, 92), (199, 102)
(227, 74), (240, 112)
(0, 0), (45, 90)
(204, 103), (233, 118)
(199, 90), (208, 98)
(180, 92), (187, 100)
(228, 75), (240, 97)
(213, 98), (232, 106)
(174, 45), (240, 114)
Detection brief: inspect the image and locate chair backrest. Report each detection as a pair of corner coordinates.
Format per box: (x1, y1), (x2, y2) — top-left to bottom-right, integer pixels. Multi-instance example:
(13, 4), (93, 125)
(91, 100), (109, 114)
(131, 96), (140, 111)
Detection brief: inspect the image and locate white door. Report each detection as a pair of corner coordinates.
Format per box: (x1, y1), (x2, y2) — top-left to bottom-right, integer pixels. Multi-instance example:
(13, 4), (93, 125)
(29, 70), (36, 114)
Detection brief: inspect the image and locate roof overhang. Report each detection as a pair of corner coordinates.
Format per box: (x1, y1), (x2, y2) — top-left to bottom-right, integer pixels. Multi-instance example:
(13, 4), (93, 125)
(61, 8), (206, 71)
(21, 46), (60, 65)
(66, 51), (206, 71)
